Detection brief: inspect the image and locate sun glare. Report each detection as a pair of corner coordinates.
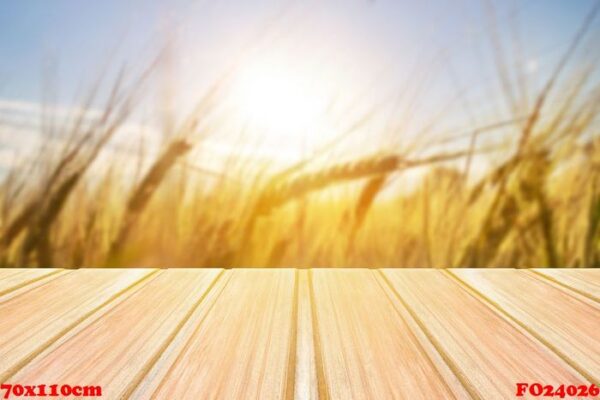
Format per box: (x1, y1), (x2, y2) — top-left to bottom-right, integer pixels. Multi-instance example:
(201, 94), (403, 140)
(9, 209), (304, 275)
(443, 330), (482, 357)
(232, 60), (329, 143)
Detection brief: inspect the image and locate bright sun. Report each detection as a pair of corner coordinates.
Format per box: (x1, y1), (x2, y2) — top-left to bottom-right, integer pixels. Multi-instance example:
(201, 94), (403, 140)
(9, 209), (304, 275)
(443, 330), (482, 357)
(232, 60), (330, 142)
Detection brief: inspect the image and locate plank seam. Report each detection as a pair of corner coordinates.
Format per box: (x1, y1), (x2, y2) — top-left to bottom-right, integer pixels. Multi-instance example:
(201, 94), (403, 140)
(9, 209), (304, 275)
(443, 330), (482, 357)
(0, 269), (22, 279)
(529, 269), (599, 303)
(0, 269), (64, 297)
(0, 270), (68, 302)
(285, 269), (299, 400)
(122, 269), (227, 399)
(145, 270), (234, 397)
(0, 269), (160, 383)
(376, 270), (481, 400)
(445, 269), (599, 386)
(308, 269), (330, 400)
(524, 270), (600, 308)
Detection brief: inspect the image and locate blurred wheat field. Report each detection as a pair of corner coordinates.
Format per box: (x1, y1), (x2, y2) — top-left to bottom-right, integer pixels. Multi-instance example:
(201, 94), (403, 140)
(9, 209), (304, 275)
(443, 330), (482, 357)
(0, 1), (598, 268)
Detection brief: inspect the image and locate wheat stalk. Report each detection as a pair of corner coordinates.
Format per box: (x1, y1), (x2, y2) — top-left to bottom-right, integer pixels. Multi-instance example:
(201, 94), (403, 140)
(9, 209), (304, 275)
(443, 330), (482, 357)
(240, 149), (482, 247)
(108, 139), (192, 260)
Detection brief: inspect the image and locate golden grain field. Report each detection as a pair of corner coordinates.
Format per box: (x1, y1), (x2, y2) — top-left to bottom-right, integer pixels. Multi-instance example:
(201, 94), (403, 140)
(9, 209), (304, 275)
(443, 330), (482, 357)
(0, 3), (598, 268)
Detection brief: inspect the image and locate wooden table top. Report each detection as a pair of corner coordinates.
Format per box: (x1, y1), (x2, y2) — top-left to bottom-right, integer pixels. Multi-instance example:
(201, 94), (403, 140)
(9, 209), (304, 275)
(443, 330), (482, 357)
(0, 268), (598, 399)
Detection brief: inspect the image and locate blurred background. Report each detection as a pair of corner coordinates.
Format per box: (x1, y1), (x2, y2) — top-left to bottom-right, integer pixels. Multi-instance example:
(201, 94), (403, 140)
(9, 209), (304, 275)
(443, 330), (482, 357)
(0, 0), (598, 267)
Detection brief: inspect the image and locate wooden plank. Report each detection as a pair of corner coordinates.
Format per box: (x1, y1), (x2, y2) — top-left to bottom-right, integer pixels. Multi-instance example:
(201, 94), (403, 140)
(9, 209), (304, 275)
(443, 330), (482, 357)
(0, 269), (25, 279)
(452, 268), (600, 383)
(0, 268), (62, 297)
(295, 270), (319, 400)
(311, 269), (467, 399)
(383, 269), (589, 399)
(0, 268), (153, 382)
(11, 269), (223, 399)
(130, 270), (233, 399)
(138, 269), (297, 399)
(533, 268), (600, 302)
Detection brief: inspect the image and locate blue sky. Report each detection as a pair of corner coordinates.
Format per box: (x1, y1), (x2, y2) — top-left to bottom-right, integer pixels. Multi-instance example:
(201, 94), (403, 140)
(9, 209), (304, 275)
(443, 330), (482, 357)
(1, 0), (597, 102)
(0, 0), (598, 171)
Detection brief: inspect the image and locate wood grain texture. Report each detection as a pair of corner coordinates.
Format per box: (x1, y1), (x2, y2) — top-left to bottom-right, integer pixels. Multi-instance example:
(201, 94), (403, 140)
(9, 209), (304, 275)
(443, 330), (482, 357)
(295, 270), (319, 400)
(0, 268), (152, 382)
(130, 270), (233, 399)
(383, 269), (589, 400)
(11, 269), (222, 399)
(452, 268), (600, 383)
(145, 269), (297, 400)
(0, 268), (62, 297)
(311, 269), (466, 400)
(1, 268), (598, 400)
(533, 268), (600, 302)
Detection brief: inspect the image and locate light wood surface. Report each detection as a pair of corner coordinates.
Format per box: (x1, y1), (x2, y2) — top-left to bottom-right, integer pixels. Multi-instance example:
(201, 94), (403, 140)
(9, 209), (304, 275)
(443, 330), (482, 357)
(452, 269), (600, 383)
(11, 269), (221, 399)
(533, 268), (600, 302)
(0, 268), (598, 399)
(0, 268), (61, 297)
(0, 269), (152, 382)
(294, 270), (319, 400)
(311, 269), (467, 399)
(145, 269), (296, 399)
(382, 269), (589, 400)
